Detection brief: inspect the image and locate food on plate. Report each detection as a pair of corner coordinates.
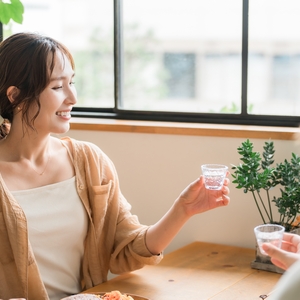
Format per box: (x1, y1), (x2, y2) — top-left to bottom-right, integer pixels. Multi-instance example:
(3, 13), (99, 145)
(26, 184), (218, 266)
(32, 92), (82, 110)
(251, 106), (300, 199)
(100, 291), (134, 299)
(61, 291), (134, 300)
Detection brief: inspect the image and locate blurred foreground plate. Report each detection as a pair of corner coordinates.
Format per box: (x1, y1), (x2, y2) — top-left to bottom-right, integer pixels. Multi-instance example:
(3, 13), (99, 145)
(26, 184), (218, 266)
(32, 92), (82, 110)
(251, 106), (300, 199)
(61, 292), (149, 300)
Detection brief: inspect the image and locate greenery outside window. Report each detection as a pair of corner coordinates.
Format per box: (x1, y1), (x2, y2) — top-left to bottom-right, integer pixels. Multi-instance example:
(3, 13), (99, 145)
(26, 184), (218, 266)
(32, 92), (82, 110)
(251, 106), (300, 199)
(1, 0), (300, 127)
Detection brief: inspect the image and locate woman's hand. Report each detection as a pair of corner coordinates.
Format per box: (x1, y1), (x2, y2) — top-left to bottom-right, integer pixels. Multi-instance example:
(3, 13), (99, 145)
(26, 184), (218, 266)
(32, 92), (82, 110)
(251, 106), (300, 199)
(176, 174), (230, 217)
(262, 232), (300, 270)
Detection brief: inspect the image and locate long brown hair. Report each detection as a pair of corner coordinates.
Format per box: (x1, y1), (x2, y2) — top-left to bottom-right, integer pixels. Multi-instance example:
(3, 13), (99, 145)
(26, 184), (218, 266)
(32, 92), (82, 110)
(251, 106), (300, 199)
(0, 32), (75, 139)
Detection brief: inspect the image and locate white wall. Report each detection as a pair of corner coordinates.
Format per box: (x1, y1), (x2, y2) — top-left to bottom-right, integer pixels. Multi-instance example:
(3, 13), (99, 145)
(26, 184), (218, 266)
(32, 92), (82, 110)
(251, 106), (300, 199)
(65, 129), (300, 254)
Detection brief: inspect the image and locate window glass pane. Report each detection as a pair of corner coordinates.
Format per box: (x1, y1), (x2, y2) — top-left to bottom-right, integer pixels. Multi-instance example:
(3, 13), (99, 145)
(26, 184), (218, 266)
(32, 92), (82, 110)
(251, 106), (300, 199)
(248, 0), (300, 116)
(164, 53), (196, 98)
(122, 0), (242, 113)
(3, 0), (114, 108)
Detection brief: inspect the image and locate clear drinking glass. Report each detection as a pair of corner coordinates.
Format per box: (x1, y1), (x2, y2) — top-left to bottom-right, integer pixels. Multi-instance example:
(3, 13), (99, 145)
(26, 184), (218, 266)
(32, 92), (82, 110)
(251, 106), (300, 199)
(254, 224), (285, 255)
(201, 164), (228, 190)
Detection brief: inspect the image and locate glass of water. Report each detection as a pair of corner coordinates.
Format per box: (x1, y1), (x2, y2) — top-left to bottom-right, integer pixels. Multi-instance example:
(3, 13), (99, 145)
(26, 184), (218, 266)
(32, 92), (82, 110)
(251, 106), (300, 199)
(254, 224), (285, 255)
(201, 164), (228, 190)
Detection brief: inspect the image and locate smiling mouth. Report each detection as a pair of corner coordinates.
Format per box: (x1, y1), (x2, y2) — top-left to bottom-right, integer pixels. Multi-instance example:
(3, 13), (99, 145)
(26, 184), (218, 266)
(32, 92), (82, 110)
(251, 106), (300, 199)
(56, 111), (70, 117)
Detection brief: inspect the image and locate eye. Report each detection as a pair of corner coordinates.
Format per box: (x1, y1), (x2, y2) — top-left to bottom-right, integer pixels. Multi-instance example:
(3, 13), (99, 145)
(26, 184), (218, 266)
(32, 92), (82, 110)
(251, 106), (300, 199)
(70, 81), (75, 86)
(52, 86), (63, 90)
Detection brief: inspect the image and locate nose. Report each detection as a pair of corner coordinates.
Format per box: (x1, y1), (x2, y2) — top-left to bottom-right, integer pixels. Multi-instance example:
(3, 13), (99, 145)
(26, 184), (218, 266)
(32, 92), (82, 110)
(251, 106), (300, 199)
(66, 85), (77, 105)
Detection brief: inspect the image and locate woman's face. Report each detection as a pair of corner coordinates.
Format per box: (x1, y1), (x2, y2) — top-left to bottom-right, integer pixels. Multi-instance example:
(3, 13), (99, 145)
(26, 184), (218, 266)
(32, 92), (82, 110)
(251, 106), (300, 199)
(30, 51), (77, 135)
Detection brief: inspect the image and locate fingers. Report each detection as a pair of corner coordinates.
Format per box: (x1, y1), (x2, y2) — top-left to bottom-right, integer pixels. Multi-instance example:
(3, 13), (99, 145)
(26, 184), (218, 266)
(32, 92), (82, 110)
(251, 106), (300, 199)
(223, 177), (230, 186)
(282, 232), (297, 242)
(280, 233), (300, 253)
(222, 194), (230, 205)
(281, 240), (298, 253)
(270, 257), (289, 270)
(217, 194), (230, 207)
(181, 176), (230, 211)
(262, 243), (300, 270)
(198, 175), (205, 186)
(271, 253), (300, 270)
(222, 184), (230, 195)
(283, 232), (300, 245)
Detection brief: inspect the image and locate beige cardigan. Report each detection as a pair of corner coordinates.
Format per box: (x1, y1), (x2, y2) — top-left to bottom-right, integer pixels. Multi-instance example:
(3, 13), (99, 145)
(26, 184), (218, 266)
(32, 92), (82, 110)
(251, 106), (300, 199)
(0, 137), (162, 300)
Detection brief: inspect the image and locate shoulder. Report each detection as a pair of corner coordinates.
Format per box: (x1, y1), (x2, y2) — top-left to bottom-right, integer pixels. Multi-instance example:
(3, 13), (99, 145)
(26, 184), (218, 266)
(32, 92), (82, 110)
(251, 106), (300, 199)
(61, 136), (104, 155)
(60, 136), (119, 184)
(60, 136), (112, 165)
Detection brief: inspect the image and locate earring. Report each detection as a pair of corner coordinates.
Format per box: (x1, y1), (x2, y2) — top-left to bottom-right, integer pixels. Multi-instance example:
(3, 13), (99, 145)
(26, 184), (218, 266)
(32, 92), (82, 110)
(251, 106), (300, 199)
(17, 106), (21, 110)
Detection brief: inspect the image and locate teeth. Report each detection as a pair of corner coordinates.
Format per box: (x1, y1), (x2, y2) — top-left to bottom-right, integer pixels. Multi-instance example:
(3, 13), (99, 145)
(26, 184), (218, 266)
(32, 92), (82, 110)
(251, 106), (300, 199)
(56, 111), (70, 117)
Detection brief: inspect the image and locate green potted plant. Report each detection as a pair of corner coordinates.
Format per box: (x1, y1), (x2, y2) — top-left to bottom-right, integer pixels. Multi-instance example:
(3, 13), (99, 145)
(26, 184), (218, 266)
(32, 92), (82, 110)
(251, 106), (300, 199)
(231, 139), (300, 273)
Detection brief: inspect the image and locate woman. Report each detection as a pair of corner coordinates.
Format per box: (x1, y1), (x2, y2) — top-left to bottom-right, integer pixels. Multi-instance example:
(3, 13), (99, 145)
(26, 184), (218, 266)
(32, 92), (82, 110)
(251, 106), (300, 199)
(0, 32), (230, 300)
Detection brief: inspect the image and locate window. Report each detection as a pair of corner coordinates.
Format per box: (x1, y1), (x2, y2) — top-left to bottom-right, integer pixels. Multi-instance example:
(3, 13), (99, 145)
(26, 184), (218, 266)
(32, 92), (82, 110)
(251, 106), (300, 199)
(2, 0), (300, 126)
(248, 0), (300, 121)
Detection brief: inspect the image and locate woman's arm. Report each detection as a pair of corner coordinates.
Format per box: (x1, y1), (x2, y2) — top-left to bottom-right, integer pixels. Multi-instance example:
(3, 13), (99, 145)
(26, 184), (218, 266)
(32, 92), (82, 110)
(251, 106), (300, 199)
(145, 175), (230, 255)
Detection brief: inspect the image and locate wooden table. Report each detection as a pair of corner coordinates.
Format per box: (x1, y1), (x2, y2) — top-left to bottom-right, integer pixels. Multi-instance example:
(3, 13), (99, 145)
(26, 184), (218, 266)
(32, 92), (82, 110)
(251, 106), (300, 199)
(83, 242), (282, 300)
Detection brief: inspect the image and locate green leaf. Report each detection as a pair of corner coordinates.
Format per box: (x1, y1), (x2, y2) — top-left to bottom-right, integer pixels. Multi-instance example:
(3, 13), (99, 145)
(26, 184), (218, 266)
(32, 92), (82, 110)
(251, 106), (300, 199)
(0, 2), (11, 24)
(0, 0), (24, 25)
(10, 0), (24, 23)
(232, 139), (300, 229)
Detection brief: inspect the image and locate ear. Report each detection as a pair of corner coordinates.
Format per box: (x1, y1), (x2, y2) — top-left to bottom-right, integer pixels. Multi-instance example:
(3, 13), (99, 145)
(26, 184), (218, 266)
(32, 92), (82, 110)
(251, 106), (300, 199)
(6, 86), (20, 103)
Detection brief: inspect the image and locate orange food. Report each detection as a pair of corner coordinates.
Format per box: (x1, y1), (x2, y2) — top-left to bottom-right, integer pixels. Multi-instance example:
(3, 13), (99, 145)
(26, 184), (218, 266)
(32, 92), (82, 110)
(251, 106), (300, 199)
(100, 291), (134, 300)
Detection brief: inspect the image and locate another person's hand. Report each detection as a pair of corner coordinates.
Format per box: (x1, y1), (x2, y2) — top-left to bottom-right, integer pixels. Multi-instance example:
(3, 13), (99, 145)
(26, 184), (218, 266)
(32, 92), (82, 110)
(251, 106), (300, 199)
(176, 173), (230, 217)
(262, 232), (300, 270)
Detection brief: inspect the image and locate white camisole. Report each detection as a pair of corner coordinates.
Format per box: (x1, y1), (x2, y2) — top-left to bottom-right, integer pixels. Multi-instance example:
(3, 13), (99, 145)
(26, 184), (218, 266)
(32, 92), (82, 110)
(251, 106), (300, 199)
(11, 176), (88, 300)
